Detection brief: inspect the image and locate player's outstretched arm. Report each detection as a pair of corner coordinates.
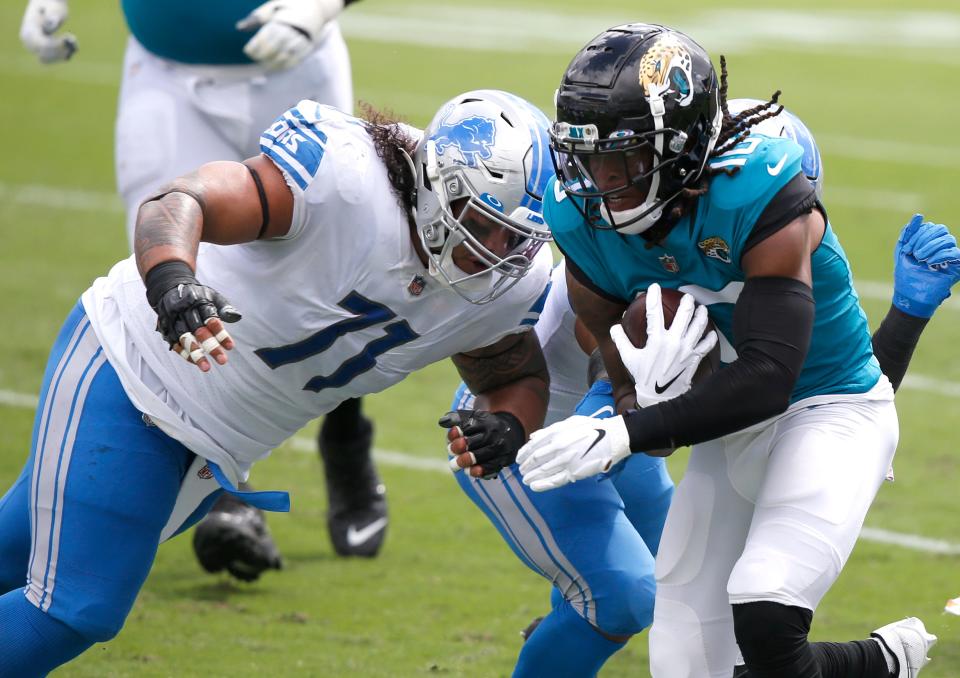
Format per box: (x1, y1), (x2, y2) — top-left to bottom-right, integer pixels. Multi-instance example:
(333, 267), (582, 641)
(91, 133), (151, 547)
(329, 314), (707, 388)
(134, 155), (293, 372)
(443, 331), (550, 479)
(872, 214), (960, 391)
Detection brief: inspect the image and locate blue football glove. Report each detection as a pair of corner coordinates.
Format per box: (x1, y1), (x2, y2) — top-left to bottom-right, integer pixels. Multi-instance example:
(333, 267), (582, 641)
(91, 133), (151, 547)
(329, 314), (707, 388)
(892, 214), (960, 318)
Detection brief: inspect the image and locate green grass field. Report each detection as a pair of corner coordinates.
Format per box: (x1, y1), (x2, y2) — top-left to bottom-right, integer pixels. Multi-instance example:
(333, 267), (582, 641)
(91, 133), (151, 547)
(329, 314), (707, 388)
(2, 1), (959, 675)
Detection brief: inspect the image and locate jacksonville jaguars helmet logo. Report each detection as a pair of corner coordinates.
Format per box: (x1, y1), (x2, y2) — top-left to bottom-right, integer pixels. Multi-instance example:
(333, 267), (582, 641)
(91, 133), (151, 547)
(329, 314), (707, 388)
(638, 35), (694, 107)
(698, 236), (731, 264)
(429, 110), (497, 168)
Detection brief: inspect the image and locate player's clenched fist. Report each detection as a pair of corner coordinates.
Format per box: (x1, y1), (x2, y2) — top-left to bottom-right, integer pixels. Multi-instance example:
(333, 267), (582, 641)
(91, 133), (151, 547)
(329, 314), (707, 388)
(20, 0), (77, 63)
(440, 409), (526, 479)
(144, 261), (241, 372)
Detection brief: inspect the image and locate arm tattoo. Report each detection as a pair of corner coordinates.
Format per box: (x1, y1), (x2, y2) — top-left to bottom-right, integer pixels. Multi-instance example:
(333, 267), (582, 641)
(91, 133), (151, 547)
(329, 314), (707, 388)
(134, 175), (205, 275)
(453, 331), (549, 400)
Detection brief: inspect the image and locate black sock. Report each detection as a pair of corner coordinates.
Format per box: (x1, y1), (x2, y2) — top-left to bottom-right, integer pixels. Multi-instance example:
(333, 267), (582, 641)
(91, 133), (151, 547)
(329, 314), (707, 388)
(810, 639), (890, 678)
(320, 398), (368, 442)
(735, 638), (890, 678)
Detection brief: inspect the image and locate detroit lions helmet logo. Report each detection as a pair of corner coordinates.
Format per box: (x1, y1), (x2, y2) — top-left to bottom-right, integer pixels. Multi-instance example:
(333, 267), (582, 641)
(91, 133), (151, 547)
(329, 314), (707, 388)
(638, 35), (694, 107)
(430, 112), (497, 168)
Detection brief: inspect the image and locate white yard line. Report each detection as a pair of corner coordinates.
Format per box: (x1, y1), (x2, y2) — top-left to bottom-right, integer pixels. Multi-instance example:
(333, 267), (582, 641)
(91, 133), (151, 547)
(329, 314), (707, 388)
(859, 527), (960, 556)
(2, 8), (958, 84)
(1, 386), (958, 556)
(0, 181), (123, 214)
(338, 7), (960, 57)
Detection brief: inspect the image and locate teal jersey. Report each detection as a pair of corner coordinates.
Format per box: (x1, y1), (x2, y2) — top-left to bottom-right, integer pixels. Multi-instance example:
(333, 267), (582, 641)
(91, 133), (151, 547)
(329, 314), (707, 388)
(121, 0), (263, 65)
(548, 135), (881, 402)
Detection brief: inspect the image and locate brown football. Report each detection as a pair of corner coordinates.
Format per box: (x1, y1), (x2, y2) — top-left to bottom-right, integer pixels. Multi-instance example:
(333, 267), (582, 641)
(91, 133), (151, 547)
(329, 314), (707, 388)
(621, 287), (722, 380)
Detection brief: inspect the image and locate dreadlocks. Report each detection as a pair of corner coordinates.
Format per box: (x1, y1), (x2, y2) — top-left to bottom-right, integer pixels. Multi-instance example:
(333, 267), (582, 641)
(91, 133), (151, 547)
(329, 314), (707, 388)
(661, 56), (784, 227)
(360, 102), (418, 216)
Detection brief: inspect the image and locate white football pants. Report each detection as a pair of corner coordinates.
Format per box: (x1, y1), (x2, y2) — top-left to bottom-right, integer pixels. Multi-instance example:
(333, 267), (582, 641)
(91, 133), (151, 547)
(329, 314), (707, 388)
(115, 27), (353, 247)
(648, 377), (898, 678)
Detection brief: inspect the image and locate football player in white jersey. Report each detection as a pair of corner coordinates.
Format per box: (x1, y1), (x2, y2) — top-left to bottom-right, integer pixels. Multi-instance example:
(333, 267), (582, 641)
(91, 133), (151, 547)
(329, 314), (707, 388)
(0, 90), (556, 675)
(19, 0), (387, 572)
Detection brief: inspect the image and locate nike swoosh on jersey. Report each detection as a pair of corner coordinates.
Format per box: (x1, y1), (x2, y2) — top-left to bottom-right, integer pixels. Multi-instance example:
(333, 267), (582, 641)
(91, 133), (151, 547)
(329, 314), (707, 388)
(766, 155), (788, 176)
(579, 429), (606, 458)
(654, 371), (683, 394)
(345, 516), (388, 547)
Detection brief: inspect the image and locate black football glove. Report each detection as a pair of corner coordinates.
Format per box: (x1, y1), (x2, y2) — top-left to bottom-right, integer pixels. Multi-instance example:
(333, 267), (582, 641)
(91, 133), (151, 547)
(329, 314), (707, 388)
(438, 409), (526, 479)
(145, 260), (241, 348)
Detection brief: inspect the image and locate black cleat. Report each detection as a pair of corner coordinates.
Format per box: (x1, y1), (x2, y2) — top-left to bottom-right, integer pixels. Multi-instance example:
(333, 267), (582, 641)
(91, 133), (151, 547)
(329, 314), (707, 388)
(192, 491), (283, 582)
(319, 415), (388, 558)
(520, 616), (545, 642)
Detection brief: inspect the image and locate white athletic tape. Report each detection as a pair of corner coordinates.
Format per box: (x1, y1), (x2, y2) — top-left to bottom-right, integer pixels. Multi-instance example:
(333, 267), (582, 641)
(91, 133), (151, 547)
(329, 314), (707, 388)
(189, 348), (205, 363)
(448, 456), (462, 472)
(179, 331), (197, 350)
(179, 347), (191, 361)
(200, 336), (221, 355)
(214, 328), (231, 343)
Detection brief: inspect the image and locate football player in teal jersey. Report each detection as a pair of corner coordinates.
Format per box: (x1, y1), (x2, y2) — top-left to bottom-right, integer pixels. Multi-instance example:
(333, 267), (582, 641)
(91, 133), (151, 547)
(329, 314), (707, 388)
(515, 24), (939, 678)
(445, 98), (958, 678)
(19, 0), (390, 575)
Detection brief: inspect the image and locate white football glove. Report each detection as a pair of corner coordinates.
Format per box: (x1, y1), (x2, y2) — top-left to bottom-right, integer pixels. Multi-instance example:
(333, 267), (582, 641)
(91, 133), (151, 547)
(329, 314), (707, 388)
(237, 0), (344, 70)
(517, 415), (631, 492)
(610, 283), (718, 409)
(20, 0), (77, 64)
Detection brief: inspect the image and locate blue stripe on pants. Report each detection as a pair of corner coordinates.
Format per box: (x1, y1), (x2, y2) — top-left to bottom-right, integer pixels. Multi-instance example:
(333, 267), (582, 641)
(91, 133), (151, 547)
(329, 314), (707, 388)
(449, 380), (671, 635)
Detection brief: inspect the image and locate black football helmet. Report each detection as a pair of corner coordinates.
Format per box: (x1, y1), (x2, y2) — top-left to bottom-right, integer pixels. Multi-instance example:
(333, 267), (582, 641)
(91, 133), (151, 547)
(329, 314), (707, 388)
(550, 24), (722, 234)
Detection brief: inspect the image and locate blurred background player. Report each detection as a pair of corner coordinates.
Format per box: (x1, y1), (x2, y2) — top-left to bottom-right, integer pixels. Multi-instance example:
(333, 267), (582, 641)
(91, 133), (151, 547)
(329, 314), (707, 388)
(517, 24), (940, 678)
(0, 89), (556, 676)
(446, 97), (960, 678)
(19, 0), (386, 574)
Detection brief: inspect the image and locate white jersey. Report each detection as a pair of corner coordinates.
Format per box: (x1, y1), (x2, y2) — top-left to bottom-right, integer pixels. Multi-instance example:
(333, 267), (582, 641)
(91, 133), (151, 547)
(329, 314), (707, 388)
(534, 260), (592, 426)
(83, 102), (552, 481)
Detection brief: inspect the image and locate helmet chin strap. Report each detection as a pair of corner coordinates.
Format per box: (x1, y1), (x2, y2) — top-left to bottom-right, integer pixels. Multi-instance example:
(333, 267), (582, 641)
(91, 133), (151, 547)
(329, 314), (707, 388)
(601, 202), (662, 234)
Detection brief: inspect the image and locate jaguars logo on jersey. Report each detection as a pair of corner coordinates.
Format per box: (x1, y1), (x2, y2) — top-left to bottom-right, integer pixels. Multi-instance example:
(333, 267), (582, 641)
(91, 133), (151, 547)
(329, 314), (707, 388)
(638, 34), (694, 107)
(698, 236), (731, 264)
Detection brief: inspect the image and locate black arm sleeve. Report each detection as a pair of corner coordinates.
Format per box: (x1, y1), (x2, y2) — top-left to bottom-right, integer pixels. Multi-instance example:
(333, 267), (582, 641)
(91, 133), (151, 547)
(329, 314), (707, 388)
(622, 277), (815, 450)
(744, 173), (821, 253)
(871, 305), (929, 392)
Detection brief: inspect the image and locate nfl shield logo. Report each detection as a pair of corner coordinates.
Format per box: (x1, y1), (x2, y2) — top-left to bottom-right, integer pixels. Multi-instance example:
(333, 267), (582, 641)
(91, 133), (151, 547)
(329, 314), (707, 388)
(658, 254), (680, 273)
(408, 275), (426, 296)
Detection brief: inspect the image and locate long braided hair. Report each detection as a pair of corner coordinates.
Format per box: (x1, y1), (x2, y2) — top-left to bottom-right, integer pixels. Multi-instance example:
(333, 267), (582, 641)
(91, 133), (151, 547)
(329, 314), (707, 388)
(646, 56), (784, 243)
(360, 102), (418, 216)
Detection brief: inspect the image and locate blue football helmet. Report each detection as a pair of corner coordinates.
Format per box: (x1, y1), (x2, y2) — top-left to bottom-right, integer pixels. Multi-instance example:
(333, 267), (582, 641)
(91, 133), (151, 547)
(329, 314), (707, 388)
(726, 97), (824, 200)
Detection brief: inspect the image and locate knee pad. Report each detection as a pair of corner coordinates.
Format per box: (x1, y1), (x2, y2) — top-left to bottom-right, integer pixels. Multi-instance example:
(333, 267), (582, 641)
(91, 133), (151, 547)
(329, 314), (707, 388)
(727, 518), (842, 610)
(654, 471), (714, 587)
(592, 568), (656, 636)
(732, 601), (813, 675)
(648, 598), (722, 678)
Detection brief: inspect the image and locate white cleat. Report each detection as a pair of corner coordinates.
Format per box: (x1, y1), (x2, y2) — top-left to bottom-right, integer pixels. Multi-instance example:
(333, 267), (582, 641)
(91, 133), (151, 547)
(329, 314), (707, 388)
(871, 617), (937, 677)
